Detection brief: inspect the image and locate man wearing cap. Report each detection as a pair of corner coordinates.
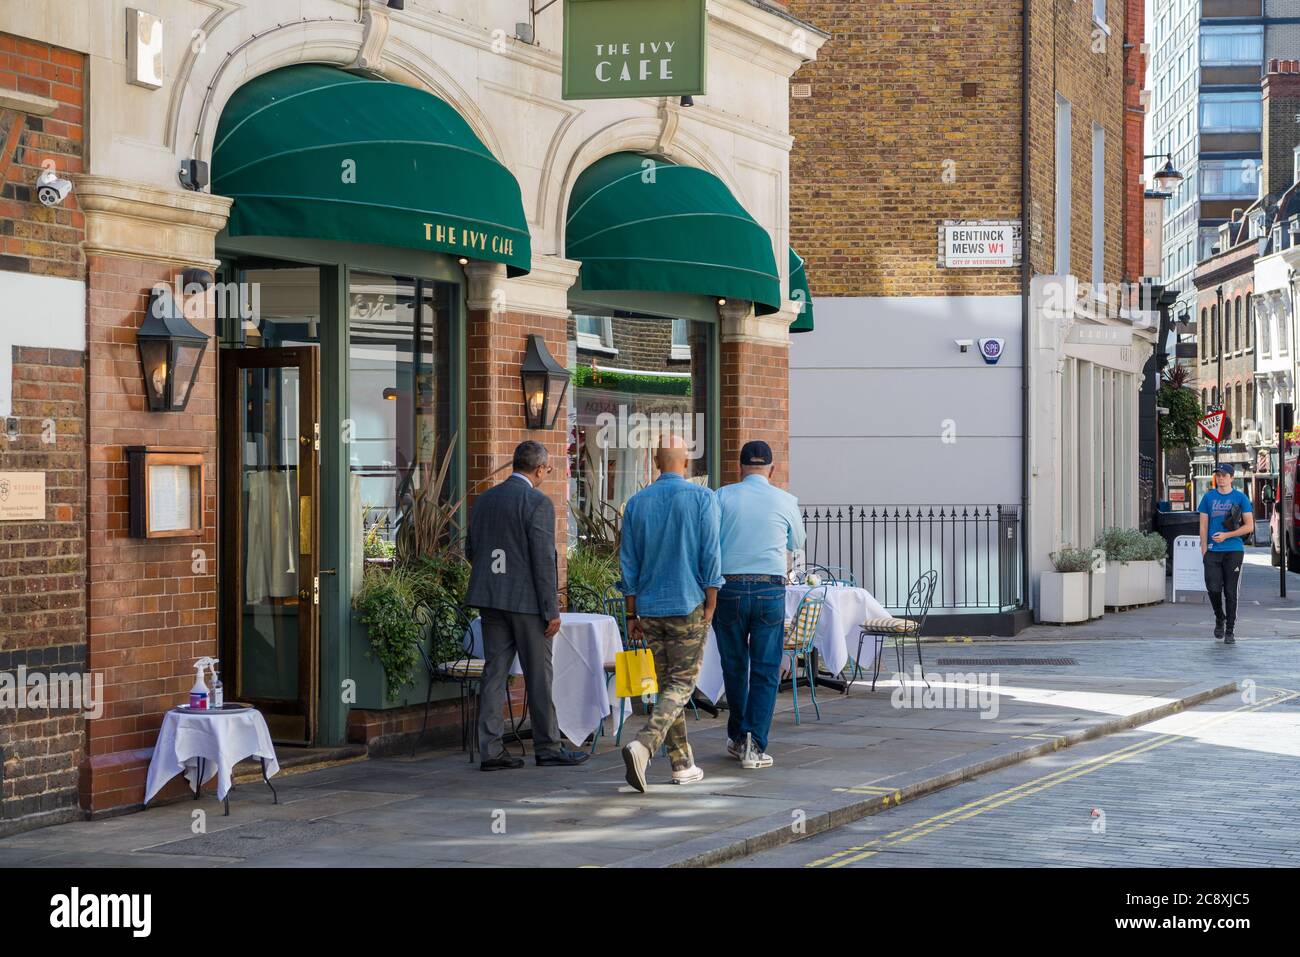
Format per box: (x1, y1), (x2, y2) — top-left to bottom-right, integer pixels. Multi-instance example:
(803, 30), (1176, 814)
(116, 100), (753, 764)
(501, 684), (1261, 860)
(714, 440), (806, 769)
(1198, 463), (1254, 644)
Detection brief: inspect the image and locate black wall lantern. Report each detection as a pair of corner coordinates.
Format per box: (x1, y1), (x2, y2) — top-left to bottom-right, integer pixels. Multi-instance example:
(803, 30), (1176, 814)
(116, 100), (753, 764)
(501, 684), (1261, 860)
(138, 284), (209, 412)
(520, 334), (569, 429)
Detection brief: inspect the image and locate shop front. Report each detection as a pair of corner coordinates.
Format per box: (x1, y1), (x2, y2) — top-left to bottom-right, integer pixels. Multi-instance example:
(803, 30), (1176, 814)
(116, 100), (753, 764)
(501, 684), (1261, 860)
(18, 1), (826, 817)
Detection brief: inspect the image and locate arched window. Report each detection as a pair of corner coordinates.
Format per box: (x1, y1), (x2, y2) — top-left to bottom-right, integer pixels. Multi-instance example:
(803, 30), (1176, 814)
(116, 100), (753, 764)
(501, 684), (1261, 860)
(1246, 292), (1252, 347)
(1202, 388), (1209, 409)
(1212, 304), (1219, 357)
(1234, 295), (1242, 351)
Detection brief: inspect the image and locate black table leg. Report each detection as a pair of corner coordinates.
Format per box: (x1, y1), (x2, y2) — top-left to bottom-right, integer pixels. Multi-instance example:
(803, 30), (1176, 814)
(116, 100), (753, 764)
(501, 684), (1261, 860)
(193, 757), (203, 799)
(261, 757), (278, 804)
(810, 649), (847, 693)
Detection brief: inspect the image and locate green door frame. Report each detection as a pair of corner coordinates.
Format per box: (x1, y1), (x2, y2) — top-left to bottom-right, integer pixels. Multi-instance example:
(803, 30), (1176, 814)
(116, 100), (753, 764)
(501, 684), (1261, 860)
(217, 234), (467, 746)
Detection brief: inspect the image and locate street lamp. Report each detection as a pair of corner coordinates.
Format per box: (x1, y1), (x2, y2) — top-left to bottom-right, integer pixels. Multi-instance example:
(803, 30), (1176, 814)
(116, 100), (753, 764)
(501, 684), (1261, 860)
(1144, 153), (1184, 193)
(520, 334), (569, 429)
(137, 284), (208, 413)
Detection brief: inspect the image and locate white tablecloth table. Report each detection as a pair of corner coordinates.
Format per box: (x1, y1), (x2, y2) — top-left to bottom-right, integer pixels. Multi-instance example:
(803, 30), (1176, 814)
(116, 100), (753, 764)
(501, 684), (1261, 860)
(144, 706), (279, 804)
(785, 583), (891, 675)
(466, 612), (624, 747)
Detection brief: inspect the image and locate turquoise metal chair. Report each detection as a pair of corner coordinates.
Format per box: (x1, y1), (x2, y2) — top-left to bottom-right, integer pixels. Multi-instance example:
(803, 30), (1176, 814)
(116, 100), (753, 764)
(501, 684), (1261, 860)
(593, 591), (638, 753)
(782, 585), (828, 724)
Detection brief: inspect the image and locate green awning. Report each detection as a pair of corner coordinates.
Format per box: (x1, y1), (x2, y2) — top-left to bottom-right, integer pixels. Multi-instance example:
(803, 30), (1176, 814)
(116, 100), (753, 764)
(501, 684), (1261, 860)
(565, 152), (781, 314)
(789, 247), (814, 333)
(212, 64), (531, 275)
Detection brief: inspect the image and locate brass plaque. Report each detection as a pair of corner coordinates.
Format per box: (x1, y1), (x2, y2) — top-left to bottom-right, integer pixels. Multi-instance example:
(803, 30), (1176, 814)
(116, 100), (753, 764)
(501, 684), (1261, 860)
(299, 493), (312, 554)
(0, 471), (45, 521)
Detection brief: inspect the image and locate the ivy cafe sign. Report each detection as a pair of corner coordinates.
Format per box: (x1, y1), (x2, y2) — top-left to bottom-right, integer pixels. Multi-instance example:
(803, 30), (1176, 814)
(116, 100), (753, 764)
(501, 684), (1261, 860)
(563, 0), (707, 100)
(422, 221), (516, 259)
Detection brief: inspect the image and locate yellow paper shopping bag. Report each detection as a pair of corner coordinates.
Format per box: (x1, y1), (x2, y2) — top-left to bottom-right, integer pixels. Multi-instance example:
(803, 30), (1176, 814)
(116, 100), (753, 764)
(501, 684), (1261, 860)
(614, 648), (658, 699)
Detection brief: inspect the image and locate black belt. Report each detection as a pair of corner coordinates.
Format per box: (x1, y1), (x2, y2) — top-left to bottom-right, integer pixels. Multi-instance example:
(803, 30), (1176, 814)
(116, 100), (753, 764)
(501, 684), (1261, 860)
(724, 574), (787, 584)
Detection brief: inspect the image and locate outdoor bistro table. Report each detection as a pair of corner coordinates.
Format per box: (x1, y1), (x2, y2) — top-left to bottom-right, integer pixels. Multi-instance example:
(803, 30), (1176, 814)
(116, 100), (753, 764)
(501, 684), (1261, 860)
(465, 612), (624, 748)
(785, 582), (891, 690)
(144, 704), (280, 816)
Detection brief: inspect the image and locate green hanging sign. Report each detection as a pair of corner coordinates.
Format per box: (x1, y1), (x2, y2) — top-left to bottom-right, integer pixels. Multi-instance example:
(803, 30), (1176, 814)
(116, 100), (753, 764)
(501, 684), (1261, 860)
(562, 0), (708, 100)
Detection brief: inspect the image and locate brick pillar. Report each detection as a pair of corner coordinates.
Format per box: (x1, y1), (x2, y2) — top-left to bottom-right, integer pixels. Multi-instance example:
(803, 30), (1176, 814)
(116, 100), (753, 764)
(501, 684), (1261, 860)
(76, 178), (231, 814)
(465, 257), (580, 586)
(719, 301), (796, 488)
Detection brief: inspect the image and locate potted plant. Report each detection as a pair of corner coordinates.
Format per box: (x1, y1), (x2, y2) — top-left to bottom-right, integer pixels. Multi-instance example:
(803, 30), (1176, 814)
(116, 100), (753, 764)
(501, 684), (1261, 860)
(1040, 546), (1094, 624)
(1097, 527), (1167, 608)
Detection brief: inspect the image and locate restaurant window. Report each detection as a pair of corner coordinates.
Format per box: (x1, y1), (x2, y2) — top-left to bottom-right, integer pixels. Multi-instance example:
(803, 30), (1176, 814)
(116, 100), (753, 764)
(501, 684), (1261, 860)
(346, 271), (456, 583)
(568, 308), (714, 533)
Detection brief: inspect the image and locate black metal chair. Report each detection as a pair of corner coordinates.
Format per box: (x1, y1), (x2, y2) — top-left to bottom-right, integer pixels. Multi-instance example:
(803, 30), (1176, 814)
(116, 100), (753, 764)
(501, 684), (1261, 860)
(414, 595), (525, 761)
(851, 570), (938, 693)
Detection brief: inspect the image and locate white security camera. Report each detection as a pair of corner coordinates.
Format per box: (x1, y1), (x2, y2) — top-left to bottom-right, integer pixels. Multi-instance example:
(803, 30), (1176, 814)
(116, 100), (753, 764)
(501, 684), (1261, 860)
(36, 169), (72, 207)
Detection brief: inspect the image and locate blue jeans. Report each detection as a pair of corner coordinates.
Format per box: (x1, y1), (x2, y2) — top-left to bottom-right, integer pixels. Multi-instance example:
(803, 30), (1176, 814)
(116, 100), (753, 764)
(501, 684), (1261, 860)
(713, 580), (786, 752)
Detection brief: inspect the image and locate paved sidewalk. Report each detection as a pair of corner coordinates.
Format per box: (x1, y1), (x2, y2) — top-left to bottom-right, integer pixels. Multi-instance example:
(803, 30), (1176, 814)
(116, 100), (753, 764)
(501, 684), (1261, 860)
(2, 552), (1297, 868)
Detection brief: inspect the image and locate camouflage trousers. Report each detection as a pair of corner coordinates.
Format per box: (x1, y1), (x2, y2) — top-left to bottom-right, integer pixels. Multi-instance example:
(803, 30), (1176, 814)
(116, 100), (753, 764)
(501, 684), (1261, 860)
(634, 603), (709, 771)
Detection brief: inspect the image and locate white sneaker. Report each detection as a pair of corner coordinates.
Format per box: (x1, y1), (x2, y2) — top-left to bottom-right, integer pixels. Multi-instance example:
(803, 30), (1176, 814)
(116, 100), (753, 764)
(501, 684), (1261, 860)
(740, 733), (774, 770)
(621, 741), (650, 793)
(672, 745), (704, 784)
(726, 738), (744, 759)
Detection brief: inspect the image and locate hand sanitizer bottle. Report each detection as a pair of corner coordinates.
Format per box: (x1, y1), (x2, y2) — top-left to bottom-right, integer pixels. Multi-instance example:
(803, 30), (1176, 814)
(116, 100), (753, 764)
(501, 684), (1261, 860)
(189, 657), (211, 710)
(211, 662), (224, 709)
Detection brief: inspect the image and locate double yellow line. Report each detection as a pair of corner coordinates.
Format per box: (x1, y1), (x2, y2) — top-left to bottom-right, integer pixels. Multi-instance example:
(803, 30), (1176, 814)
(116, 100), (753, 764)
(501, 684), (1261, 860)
(808, 689), (1299, 868)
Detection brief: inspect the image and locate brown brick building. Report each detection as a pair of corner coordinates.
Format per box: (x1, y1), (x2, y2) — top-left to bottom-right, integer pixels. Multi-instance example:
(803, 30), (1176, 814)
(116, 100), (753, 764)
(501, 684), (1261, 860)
(784, 1), (1153, 624)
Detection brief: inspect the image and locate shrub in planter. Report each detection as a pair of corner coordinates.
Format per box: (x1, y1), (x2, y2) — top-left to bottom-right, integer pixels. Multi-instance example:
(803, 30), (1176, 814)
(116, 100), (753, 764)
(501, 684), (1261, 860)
(1041, 547), (1094, 624)
(355, 566), (424, 702)
(1096, 527), (1166, 607)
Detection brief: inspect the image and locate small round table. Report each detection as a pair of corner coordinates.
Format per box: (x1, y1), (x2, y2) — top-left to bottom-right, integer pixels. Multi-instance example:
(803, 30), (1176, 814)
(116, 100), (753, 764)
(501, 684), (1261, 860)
(144, 704), (280, 816)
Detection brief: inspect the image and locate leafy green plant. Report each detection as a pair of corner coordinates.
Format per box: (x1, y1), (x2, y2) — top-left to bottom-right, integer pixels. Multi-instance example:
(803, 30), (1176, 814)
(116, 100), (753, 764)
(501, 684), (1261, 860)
(363, 518), (395, 560)
(1050, 547), (1096, 573)
(1157, 367), (1202, 453)
(355, 566), (423, 701)
(573, 364), (691, 396)
(1096, 527), (1167, 563)
(567, 543), (620, 608)
(1138, 531), (1170, 563)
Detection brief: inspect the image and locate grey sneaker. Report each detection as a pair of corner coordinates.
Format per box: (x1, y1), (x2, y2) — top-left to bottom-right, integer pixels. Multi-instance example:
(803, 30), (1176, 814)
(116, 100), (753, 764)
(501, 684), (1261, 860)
(621, 741), (650, 793)
(726, 737), (744, 759)
(740, 732), (774, 770)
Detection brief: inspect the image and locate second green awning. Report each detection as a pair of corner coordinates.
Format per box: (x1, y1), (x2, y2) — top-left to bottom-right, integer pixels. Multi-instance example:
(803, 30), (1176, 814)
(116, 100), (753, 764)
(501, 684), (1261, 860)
(789, 247), (814, 333)
(212, 64), (532, 275)
(565, 152), (781, 314)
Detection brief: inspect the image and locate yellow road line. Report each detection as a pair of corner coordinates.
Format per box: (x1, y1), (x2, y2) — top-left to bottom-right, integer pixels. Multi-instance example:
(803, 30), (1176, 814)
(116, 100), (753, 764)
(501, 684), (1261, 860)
(808, 690), (1298, 868)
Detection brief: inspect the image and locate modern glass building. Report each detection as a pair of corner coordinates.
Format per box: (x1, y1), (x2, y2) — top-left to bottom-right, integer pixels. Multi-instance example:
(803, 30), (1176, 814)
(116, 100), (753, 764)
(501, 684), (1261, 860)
(1149, 0), (1269, 318)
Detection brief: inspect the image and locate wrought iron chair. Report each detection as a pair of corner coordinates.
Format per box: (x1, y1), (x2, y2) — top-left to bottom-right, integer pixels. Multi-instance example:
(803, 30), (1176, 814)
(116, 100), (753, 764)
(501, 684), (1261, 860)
(592, 590), (640, 753)
(781, 584), (828, 724)
(852, 570), (938, 693)
(792, 563), (858, 587)
(414, 595), (524, 762)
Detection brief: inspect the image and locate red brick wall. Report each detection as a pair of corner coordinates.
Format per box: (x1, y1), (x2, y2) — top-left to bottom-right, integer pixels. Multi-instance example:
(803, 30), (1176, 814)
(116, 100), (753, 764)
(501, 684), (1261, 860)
(720, 338), (790, 488)
(81, 257), (219, 813)
(0, 35), (87, 832)
(465, 306), (569, 584)
(0, 33), (85, 279)
(0, 347), (87, 831)
(1123, 0), (1145, 281)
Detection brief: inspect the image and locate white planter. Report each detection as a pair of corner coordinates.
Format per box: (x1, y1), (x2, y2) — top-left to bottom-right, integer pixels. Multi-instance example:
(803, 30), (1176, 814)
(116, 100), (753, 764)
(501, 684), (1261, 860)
(1105, 560), (1165, 608)
(1040, 571), (1090, 624)
(1088, 569), (1106, 619)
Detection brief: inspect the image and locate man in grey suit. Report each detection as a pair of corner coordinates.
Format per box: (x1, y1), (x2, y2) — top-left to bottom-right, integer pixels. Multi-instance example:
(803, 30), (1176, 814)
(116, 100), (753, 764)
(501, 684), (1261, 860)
(466, 440), (589, 770)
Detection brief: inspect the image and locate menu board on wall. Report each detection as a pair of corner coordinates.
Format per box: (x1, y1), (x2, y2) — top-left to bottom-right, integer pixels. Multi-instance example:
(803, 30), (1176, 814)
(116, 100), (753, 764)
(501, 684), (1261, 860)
(0, 471), (45, 521)
(127, 447), (205, 539)
(147, 464), (193, 532)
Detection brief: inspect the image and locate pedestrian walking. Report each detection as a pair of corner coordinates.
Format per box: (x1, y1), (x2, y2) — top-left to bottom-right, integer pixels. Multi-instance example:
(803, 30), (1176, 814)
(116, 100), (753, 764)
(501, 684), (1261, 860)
(714, 440), (805, 770)
(617, 435), (724, 792)
(1198, 463), (1254, 644)
(465, 440), (590, 769)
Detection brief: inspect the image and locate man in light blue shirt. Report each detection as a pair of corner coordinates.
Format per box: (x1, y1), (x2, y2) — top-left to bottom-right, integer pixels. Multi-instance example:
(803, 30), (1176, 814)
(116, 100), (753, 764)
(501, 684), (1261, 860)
(618, 436), (724, 792)
(714, 440), (805, 770)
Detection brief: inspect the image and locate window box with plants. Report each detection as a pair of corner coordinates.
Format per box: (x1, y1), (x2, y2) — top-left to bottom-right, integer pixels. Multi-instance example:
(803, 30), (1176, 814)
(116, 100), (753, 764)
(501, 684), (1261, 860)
(1096, 527), (1168, 609)
(1040, 547), (1095, 624)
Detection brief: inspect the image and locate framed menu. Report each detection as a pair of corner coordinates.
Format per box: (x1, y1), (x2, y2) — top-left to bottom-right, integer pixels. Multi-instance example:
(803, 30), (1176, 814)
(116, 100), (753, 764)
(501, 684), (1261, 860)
(127, 447), (204, 538)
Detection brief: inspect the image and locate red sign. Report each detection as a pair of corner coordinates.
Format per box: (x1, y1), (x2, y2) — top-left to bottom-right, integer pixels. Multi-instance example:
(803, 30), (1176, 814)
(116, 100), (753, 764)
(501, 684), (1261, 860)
(1199, 410), (1227, 444)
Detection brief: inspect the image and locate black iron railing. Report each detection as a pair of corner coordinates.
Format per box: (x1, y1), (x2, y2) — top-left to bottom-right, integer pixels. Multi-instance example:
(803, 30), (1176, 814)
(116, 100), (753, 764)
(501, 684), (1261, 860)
(801, 505), (1023, 612)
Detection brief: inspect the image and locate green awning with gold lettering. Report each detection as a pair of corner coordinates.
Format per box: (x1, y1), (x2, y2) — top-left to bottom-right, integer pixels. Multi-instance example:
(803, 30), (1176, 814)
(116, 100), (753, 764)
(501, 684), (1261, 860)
(212, 64), (531, 275)
(789, 247), (814, 333)
(565, 152), (781, 314)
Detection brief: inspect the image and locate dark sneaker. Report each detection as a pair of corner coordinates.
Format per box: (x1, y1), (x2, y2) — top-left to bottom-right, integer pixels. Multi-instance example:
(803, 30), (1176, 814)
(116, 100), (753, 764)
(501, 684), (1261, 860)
(1225, 632), (1236, 644)
(535, 749), (590, 767)
(480, 754), (525, 771)
(1213, 621), (1224, 640)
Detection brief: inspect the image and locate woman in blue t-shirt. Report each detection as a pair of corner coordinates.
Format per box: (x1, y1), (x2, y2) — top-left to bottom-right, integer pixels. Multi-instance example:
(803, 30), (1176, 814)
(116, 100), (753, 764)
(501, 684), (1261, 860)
(1197, 463), (1255, 644)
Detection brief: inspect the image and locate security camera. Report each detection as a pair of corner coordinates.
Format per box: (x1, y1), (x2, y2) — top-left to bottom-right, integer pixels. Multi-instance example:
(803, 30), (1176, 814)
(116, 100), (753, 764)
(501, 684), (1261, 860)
(36, 169), (72, 207)
(954, 338), (974, 353)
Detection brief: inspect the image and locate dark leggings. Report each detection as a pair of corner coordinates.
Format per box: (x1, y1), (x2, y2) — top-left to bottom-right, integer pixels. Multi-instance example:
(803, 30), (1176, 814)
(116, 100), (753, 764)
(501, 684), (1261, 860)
(1204, 550), (1245, 626)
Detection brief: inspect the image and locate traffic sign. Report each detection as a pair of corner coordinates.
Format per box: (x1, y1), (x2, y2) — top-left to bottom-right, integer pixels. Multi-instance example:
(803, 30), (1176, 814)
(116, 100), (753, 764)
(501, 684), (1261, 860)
(1198, 410), (1227, 444)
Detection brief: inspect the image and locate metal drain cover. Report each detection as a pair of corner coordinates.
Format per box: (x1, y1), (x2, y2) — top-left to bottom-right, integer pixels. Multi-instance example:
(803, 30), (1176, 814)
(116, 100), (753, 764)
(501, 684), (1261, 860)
(935, 657), (1078, 666)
